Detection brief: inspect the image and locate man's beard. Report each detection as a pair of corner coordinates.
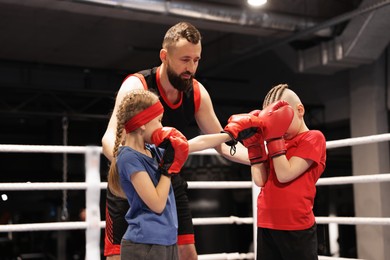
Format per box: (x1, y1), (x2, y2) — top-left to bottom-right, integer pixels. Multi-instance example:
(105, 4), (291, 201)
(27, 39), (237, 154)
(167, 65), (193, 92)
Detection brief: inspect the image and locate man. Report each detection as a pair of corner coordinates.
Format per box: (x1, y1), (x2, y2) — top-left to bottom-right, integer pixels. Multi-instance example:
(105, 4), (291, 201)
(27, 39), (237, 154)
(101, 21), (249, 260)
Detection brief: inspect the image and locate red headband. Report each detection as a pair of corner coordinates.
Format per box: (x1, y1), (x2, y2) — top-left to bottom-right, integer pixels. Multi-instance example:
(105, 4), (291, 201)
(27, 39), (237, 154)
(124, 101), (164, 133)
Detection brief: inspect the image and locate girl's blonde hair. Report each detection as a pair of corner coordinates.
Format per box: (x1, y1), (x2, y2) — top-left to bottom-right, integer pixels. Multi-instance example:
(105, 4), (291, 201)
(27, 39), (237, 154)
(108, 89), (160, 198)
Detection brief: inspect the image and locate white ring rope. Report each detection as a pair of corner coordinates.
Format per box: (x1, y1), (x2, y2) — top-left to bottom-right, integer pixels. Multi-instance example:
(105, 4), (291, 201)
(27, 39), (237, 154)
(198, 253), (255, 260)
(3, 215), (390, 233)
(0, 222), (88, 232)
(0, 132), (389, 260)
(0, 132), (389, 155)
(318, 257), (366, 260)
(0, 144), (97, 154)
(316, 173), (390, 185)
(193, 216), (254, 225)
(198, 254), (366, 260)
(0, 181), (253, 190)
(2, 173), (390, 191)
(325, 133), (390, 149)
(187, 181), (252, 189)
(0, 182), (91, 190)
(315, 217), (390, 225)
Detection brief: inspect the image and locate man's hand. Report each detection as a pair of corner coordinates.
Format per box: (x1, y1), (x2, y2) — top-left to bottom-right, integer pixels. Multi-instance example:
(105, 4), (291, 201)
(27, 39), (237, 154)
(223, 113), (262, 142)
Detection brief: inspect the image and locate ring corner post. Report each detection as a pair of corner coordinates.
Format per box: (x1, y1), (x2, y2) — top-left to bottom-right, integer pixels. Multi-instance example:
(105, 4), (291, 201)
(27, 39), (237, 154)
(84, 146), (102, 260)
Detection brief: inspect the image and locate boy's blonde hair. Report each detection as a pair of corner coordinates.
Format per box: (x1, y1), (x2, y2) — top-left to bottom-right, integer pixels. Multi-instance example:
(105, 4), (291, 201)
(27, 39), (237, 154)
(262, 83), (290, 109)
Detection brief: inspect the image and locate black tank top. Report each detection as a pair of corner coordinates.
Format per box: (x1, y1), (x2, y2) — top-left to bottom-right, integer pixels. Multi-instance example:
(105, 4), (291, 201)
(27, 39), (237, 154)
(127, 67), (201, 137)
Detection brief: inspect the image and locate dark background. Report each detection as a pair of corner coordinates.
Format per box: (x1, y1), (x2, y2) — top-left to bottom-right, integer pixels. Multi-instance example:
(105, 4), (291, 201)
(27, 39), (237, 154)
(1, 0), (389, 259)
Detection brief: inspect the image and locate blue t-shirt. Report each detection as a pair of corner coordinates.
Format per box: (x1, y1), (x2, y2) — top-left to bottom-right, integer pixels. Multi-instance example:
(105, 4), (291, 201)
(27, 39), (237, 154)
(116, 145), (178, 246)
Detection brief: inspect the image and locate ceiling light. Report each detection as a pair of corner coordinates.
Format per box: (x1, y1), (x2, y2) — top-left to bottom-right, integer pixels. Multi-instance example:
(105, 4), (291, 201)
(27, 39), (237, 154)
(247, 0), (267, 7)
(1, 194), (8, 201)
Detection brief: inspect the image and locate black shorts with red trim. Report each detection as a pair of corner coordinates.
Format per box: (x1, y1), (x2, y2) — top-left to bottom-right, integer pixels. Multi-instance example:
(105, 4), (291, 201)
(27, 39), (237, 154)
(104, 187), (129, 256)
(171, 175), (195, 245)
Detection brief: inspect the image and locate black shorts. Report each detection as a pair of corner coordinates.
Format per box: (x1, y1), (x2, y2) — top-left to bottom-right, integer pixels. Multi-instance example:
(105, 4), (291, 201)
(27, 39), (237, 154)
(257, 224), (318, 260)
(104, 175), (194, 256)
(171, 175), (195, 244)
(104, 187), (129, 256)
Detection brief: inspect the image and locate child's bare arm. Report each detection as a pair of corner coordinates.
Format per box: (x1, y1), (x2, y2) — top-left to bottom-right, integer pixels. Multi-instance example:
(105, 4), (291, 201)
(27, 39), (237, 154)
(131, 171), (171, 214)
(251, 163), (268, 187)
(272, 156), (313, 183)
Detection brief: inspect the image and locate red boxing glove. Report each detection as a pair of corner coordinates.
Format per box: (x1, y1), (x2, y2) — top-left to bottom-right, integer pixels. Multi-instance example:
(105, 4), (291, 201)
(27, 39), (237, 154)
(240, 110), (267, 164)
(258, 101), (294, 158)
(151, 127), (189, 175)
(242, 131), (267, 165)
(223, 113), (262, 142)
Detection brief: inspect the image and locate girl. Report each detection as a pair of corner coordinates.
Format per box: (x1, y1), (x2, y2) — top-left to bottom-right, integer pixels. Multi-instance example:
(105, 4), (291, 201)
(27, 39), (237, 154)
(107, 89), (232, 260)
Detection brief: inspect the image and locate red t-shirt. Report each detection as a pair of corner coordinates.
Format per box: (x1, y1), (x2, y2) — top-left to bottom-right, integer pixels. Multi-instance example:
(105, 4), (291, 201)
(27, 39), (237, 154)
(257, 130), (326, 230)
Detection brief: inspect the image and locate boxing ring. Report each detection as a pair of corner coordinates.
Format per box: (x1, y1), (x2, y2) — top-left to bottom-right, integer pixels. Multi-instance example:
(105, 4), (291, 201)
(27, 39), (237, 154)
(1, 133), (390, 260)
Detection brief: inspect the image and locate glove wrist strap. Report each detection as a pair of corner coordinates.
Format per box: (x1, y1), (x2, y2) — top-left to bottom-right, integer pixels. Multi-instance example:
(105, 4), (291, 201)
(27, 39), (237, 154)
(220, 131), (237, 156)
(159, 168), (172, 177)
(248, 142), (267, 165)
(266, 138), (286, 158)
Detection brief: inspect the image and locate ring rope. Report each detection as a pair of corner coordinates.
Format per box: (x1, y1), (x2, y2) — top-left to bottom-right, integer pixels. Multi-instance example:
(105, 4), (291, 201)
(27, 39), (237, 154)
(0, 222), (88, 232)
(1, 132), (389, 154)
(315, 217), (390, 225)
(0, 182), (93, 190)
(198, 252), (255, 260)
(192, 216), (253, 225)
(3, 215), (390, 233)
(187, 181), (252, 189)
(197, 254), (366, 260)
(2, 173), (390, 191)
(325, 133), (390, 149)
(0, 144), (92, 153)
(318, 257), (366, 260)
(316, 173), (390, 185)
